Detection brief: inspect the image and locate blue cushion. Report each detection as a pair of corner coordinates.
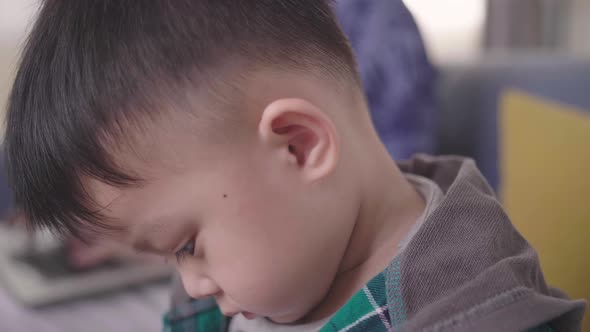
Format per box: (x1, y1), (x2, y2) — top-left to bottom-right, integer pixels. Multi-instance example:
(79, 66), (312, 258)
(336, 0), (437, 159)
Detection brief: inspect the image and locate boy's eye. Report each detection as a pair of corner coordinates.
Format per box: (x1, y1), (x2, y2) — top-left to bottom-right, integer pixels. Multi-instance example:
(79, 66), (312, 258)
(174, 239), (196, 263)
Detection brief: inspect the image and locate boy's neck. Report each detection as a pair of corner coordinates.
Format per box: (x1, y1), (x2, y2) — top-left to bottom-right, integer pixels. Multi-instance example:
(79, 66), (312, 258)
(341, 150), (424, 275)
(304, 140), (425, 323)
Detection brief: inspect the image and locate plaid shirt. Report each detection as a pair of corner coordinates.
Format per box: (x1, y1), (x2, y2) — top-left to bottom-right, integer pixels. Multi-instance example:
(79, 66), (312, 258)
(319, 270), (397, 331)
(163, 269), (396, 332)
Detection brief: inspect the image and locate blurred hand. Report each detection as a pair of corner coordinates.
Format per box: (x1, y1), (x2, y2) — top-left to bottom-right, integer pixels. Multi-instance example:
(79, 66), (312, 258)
(66, 237), (164, 269)
(7, 210), (162, 269)
(66, 238), (120, 268)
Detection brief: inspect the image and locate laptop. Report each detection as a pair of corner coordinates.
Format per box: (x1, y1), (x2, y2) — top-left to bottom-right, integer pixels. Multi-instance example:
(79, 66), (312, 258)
(0, 224), (173, 307)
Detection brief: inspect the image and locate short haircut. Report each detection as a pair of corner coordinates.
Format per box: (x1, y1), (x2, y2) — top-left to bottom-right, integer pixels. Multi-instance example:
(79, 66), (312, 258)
(5, 0), (359, 238)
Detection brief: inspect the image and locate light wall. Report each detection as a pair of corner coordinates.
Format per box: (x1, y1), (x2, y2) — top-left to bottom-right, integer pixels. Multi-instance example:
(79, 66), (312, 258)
(403, 0), (487, 64)
(0, 0), (37, 126)
(405, 0), (590, 61)
(566, 0), (590, 56)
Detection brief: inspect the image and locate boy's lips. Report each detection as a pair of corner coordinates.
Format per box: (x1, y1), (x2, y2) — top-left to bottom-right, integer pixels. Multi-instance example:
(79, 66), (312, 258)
(220, 311), (257, 320)
(241, 312), (257, 320)
(215, 295), (257, 320)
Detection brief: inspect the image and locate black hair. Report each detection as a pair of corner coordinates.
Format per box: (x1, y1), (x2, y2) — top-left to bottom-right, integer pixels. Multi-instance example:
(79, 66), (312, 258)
(4, 0), (359, 238)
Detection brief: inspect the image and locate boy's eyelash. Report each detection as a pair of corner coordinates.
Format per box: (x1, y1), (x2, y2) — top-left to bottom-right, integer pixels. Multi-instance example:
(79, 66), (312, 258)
(175, 239), (196, 263)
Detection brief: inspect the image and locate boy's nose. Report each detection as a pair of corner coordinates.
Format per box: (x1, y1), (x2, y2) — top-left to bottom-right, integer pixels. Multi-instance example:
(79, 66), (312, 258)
(180, 272), (220, 299)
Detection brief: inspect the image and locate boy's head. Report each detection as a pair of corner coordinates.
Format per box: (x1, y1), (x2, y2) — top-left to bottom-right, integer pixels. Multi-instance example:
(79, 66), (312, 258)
(6, 0), (384, 322)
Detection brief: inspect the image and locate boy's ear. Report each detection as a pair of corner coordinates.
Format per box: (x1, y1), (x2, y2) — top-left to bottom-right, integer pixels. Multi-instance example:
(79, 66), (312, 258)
(258, 98), (339, 182)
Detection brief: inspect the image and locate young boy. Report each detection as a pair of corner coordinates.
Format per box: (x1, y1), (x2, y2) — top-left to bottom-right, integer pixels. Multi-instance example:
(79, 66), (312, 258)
(4, 1), (585, 331)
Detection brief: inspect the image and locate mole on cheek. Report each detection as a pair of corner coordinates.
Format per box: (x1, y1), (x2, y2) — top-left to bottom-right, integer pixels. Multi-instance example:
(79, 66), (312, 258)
(223, 194), (228, 198)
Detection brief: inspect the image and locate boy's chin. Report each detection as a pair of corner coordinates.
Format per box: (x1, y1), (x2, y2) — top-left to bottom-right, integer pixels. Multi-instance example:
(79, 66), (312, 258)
(267, 314), (300, 324)
(267, 309), (313, 325)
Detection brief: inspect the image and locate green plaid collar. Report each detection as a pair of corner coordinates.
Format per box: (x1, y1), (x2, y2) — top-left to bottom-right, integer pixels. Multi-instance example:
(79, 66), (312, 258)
(319, 272), (394, 332)
(321, 256), (406, 331)
(163, 301), (228, 332)
(163, 258), (405, 332)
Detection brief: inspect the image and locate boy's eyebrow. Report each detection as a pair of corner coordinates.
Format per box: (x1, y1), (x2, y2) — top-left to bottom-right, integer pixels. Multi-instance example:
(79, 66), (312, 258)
(131, 218), (185, 255)
(130, 220), (171, 255)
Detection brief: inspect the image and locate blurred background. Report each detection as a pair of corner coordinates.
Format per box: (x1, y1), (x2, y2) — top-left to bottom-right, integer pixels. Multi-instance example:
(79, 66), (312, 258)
(0, 0), (589, 331)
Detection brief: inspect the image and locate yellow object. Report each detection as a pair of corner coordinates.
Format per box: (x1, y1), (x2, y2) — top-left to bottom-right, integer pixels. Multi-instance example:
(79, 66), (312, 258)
(500, 90), (590, 330)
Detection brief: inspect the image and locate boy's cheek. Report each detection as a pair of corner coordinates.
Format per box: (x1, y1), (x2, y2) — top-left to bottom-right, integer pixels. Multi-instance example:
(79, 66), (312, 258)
(211, 237), (327, 307)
